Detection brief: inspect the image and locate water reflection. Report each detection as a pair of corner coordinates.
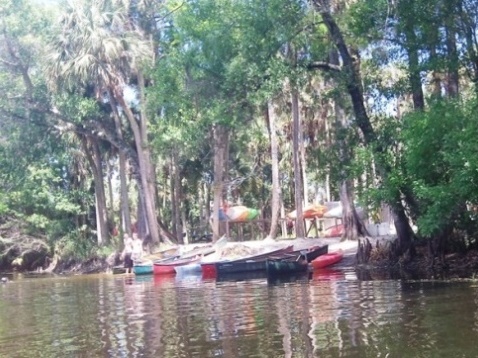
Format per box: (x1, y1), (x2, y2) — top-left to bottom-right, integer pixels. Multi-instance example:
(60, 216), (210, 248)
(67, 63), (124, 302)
(2, 271), (478, 357)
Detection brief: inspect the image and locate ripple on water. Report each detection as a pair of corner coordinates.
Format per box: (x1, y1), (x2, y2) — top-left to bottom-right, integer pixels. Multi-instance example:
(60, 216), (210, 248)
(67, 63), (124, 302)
(2, 272), (478, 357)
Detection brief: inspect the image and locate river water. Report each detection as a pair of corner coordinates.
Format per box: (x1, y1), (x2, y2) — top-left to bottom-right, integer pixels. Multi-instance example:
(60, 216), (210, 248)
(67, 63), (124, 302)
(1, 269), (477, 357)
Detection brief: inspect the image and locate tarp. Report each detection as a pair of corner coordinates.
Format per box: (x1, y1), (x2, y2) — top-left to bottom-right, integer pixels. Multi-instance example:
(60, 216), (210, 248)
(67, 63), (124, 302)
(287, 204), (328, 219)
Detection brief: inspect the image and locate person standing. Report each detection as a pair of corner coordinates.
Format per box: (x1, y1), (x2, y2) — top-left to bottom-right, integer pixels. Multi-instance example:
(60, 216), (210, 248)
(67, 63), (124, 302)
(122, 234), (134, 274)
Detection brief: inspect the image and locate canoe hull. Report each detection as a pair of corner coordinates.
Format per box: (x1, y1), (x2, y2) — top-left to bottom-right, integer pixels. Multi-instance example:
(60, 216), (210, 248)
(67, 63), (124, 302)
(201, 263), (218, 277)
(215, 245), (294, 275)
(266, 259), (309, 276)
(133, 264), (153, 275)
(216, 260), (267, 274)
(175, 263), (202, 275)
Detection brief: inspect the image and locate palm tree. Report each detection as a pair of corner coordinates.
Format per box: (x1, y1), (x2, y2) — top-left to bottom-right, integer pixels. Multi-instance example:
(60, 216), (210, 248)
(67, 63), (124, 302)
(47, 0), (167, 245)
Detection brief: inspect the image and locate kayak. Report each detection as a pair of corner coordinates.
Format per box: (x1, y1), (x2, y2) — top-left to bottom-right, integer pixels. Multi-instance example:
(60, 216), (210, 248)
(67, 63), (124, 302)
(311, 250), (344, 269)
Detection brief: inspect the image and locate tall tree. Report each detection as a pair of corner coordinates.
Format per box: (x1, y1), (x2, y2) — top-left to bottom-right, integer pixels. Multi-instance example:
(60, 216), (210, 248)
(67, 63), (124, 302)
(291, 86), (306, 238)
(81, 136), (110, 245)
(266, 102), (281, 239)
(312, 0), (415, 252)
(47, 0), (168, 245)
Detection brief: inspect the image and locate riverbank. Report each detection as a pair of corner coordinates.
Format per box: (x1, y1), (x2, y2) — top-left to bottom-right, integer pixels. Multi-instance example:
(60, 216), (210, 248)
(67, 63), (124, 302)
(49, 236), (358, 275)
(4, 231), (478, 279)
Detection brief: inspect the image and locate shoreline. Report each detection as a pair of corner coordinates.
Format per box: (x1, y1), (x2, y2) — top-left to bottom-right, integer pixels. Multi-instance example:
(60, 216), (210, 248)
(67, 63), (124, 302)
(3, 236), (357, 276)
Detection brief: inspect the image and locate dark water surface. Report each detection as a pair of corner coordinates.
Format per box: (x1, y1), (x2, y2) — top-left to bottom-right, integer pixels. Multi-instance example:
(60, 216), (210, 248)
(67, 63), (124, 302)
(1, 269), (478, 357)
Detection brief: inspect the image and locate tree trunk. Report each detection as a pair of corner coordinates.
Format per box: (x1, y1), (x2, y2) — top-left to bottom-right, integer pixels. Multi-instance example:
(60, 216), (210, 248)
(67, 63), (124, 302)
(172, 148), (183, 243)
(399, 0), (425, 110)
(314, 1), (414, 252)
(460, 7), (478, 95)
(118, 152), (131, 236)
(266, 102), (281, 239)
(211, 125), (228, 241)
(136, 192), (149, 241)
(205, 181), (211, 228)
(114, 92), (161, 244)
(109, 99), (132, 236)
(106, 160), (115, 233)
(331, 49), (367, 240)
(82, 137), (109, 246)
(339, 181), (368, 240)
(137, 72), (162, 244)
(445, 1), (460, 97)
(429, 45), (442, 98)
(292, 87), (305, 238)
(300, 125), (308, 205)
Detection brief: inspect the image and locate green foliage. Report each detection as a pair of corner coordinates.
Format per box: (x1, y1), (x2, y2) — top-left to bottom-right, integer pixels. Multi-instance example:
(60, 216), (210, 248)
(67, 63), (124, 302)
(53, 94), (102, 123)
(5, 164), (87, 234)
(55, 226), (96, 260)
(399, 99), (478, 236)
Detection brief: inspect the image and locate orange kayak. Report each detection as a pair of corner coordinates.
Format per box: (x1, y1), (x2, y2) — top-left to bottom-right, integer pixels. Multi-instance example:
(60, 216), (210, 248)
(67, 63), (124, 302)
(311, 250), (344, 269)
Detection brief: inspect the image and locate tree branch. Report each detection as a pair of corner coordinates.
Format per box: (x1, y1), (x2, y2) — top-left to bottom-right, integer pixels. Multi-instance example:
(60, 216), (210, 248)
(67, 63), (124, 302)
(306, 61), (341, 72)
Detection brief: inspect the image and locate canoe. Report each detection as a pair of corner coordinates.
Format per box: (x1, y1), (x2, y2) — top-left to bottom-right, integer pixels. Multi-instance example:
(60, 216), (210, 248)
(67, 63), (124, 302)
(202, 245), (294, 277)
(133, 262), (153, 275)
(214, 245), (295, 275)
(175, 262), (202, 275)
(153, 257), (201, 275)
(220, 245), (328, 274)
(216, 260), (268, 275)
(266, 256), (309, 276)
(263, 245), (328, 276)
(201, 262), (218, 278)
(311, 250), (344, 269)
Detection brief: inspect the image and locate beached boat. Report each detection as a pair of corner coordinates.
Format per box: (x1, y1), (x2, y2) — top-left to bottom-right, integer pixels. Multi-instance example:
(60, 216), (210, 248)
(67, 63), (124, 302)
(311, 250), (344, 269)
(133, 261), (153, 275)
(263, 245), (329, 276)
(214, 245), (295, 275)
(175, 262), (202, 275)
(153, 256), (202, 275)
(215, 244), (328, 276)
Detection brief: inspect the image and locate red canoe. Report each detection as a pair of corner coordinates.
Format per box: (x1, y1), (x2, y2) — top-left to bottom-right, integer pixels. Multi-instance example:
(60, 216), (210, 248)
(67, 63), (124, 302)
(311, 250), (344, 269)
